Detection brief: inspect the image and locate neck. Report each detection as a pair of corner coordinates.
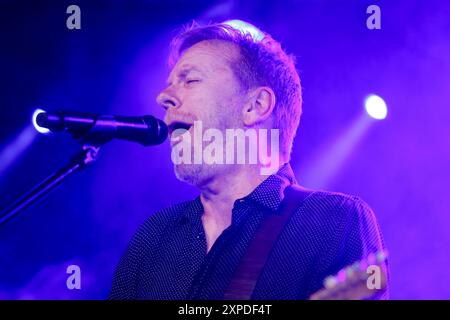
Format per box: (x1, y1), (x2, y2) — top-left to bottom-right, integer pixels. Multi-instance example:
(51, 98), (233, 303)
(199, 165), (262, 253)
(198, 161), (285, 253)
(199, 162), (283, 226)
(200, 166), (260, 222)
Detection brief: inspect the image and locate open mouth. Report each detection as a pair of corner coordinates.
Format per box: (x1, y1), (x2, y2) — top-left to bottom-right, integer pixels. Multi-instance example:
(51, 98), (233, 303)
(168, 121), (193, 140)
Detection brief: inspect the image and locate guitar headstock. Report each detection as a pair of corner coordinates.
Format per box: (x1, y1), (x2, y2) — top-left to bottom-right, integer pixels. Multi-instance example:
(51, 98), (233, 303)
(309, 250), (388, 300)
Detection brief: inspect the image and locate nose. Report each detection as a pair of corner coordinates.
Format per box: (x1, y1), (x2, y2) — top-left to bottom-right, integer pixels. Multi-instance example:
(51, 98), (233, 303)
(156, 88), (180, 111)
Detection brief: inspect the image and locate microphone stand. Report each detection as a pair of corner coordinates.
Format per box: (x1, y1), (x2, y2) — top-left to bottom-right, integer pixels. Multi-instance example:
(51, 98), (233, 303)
(0, 144), (100, 226)
(0, 112), (167, 226)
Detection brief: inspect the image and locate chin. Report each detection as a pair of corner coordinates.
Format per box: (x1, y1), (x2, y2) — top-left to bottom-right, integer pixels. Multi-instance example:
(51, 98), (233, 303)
(174, 163), (208, 186)
(174, 163), (230, 187)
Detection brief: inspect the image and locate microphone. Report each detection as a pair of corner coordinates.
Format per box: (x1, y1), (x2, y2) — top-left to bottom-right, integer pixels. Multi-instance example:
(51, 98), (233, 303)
(35, 111), (168, 146)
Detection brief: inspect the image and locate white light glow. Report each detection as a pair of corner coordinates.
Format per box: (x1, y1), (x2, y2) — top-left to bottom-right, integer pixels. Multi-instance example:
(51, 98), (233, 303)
(365, 94), (388, 120)
(32, 108), (50, 134)
(223, 19), (264, 41)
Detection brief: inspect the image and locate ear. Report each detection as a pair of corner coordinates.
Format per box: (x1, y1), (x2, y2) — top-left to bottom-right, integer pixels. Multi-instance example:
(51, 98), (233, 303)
(242, 87), (276, 126)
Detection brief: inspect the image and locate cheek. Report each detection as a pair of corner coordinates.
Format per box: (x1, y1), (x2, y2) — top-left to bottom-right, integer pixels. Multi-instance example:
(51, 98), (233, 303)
(179, 86), (211, 116)
(190, 84), (223, 114)
(187, 81), (243, 128)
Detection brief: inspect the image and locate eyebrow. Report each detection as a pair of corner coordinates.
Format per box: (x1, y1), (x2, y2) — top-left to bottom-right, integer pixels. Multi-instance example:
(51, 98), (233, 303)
(166, 65), (203, 85)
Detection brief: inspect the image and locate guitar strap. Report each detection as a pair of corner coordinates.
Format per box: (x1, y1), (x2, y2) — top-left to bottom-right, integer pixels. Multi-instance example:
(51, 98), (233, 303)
(223, 184), (314, 300)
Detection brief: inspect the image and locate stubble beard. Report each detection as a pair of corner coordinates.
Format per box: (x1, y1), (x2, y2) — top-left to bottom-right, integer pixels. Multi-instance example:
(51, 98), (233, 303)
(172, 108), (240, 188)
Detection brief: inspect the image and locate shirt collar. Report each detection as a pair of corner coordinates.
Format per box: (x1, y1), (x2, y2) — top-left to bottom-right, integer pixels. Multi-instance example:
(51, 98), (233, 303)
(178, 196), (203, 224)
(238, 162), (297, 213)
(178, 163), (297, 224)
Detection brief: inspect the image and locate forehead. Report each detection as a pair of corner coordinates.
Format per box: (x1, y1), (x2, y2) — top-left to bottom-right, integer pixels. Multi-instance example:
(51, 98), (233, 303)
(170, 40), (240, 76)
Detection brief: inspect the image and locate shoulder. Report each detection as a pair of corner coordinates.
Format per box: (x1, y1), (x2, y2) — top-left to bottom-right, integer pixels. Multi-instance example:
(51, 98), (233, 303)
(292, 190), (388, 298)
(288, 188), (381, 244)
(109, 198), (200, 299)
(298, 189), (385, 254)
(115, 199), (197, 262)
(299, 189), (376, 222)
(133, 199), (198, 241)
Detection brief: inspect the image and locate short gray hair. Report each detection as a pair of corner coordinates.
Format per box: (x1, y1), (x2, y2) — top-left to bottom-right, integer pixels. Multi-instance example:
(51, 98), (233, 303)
(169, 22), (302, 159)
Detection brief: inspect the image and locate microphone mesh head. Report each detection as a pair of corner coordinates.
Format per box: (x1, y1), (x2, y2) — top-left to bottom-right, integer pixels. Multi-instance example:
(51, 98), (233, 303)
(142, 115), (168, 146)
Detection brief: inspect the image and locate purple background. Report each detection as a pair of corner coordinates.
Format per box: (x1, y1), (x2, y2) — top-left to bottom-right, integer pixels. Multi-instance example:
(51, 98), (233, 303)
(0, 0), (449, 299)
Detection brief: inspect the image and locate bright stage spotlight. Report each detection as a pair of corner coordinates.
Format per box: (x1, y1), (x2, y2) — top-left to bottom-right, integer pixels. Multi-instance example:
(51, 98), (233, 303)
(32, 108), (50, 134)
(365, 94), (388, 120)
(0, 125), (37, 176)
(223, 19), (264, 41)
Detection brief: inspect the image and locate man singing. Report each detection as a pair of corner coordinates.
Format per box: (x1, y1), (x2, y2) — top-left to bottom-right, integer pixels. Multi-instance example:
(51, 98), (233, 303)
(109, 21), (388, 300)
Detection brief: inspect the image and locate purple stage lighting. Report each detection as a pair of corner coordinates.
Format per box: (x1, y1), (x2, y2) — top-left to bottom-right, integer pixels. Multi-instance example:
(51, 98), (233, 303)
(223, 19), (264, 41)
(365, 94), (388, 120)
(32, 108), (50, 134)
(0, 125), (37, 176)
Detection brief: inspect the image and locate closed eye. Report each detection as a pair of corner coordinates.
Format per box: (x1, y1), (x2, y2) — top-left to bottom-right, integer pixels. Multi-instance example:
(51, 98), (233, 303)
(186, 79), (200, 84)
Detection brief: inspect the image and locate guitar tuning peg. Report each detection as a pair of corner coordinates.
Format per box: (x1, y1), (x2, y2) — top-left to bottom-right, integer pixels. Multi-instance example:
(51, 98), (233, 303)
(376, 249), (388, 263)
(345, 265), (355, 277)
(337, 269), (347, 283)
(359, 260), (369, 271)
(367, 252), (377, 265)
(324, 275), (338, 289)
(351, 261), (360, 271)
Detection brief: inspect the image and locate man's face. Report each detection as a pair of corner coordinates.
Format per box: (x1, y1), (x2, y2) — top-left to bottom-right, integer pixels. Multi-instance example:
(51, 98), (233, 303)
(157, 40), (245, 186)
